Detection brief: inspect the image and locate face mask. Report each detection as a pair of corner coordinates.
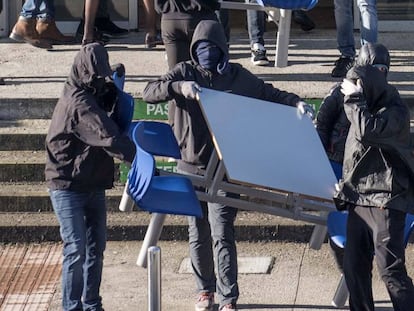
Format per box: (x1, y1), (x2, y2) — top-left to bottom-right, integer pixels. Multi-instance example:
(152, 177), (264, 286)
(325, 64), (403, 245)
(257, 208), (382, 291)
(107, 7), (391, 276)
(98, 81), (118, 113)
(196, 42), (222, 72)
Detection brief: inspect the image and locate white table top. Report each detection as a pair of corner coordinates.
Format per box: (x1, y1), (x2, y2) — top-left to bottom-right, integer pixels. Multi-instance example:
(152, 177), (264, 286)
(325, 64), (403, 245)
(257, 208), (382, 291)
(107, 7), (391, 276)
(198, 88), (337, 200)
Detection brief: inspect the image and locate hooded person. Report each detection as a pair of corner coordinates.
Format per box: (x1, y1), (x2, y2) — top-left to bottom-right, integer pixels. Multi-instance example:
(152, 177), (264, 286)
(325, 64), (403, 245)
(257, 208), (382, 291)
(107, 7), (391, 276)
(329, 42), (414, 311)
(143, 19), (313, 311)
(315, 42), (409, 281)
(45, 42), (135, 311)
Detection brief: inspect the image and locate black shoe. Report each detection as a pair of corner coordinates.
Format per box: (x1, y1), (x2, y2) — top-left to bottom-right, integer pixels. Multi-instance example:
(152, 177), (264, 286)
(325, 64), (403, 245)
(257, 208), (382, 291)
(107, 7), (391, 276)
(331, 56), (354, 78)
(292, 10), (315, 32)
(145, 32), (163, 49)
(76, 20), (110, 45)
(94, 17), (129, 38)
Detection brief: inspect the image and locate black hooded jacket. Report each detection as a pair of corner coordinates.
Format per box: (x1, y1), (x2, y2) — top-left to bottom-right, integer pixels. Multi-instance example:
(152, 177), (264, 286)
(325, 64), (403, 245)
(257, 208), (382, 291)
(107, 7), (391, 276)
(333, 64), (414, 213)
(143, 20), (301, 171)
(45, 43), (136, 191)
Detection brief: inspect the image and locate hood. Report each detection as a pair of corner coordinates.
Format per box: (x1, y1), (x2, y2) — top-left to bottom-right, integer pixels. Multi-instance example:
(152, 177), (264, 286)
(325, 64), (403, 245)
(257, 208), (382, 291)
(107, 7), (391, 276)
(356, 43), (390, 74)
(68, 43), (113, 90)
(190, 20), (229, 65)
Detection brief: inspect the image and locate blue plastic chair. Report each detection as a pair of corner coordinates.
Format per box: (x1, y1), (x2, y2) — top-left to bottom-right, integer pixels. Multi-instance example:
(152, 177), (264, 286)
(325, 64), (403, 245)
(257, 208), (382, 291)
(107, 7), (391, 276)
(127, 121), (202, 217)
(258, 0), (318, 11)
(327, 210), (414, 307)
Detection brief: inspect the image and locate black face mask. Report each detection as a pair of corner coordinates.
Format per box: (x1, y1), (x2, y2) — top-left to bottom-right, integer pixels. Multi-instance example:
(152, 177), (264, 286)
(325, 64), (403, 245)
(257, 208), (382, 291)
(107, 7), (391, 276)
(98, 81), (118, 112)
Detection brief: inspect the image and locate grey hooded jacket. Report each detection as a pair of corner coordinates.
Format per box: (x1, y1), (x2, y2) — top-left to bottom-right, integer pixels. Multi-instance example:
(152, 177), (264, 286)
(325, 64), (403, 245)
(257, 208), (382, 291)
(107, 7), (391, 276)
(143, 20), (301, 171)
(45, 43), (135, 191)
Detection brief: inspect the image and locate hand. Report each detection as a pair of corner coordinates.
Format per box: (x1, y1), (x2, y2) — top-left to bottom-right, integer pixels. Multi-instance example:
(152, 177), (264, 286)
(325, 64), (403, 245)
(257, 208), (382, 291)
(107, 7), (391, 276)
(296, 101), (315, 120)
(180, 81), (202, 100)
(340, 78), (362, 96)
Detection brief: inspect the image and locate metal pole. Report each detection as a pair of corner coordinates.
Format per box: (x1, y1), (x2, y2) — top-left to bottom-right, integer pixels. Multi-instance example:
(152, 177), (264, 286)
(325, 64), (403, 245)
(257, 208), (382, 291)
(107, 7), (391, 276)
(137, 213), (166, 267)
(148, 246), (161, 311)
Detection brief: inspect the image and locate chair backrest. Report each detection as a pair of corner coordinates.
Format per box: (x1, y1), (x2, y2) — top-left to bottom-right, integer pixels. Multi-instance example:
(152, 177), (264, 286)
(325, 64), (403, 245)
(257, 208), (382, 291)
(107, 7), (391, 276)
(113, 90), (134, 135)
(259, 0), (318, 11)
(327, 211), (414, 249)
(132, 121), (181, 159)
(127, 123), (155, 203)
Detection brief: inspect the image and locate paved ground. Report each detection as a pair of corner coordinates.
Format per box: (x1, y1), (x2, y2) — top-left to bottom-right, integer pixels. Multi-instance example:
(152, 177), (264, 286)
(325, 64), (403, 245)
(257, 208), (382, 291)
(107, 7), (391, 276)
(0, 28), (413, 101)
(2, 240), (414, 310)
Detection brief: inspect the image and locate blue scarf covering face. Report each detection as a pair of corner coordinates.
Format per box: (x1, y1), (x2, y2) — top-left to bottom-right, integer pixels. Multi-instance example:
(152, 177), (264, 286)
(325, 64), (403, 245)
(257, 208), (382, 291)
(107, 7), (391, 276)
(195, 41), (229, 75)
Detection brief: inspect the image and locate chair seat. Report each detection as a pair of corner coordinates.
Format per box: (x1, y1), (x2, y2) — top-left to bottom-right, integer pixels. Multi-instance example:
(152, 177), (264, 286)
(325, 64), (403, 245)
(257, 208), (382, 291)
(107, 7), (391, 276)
(139, 176), (202, 217)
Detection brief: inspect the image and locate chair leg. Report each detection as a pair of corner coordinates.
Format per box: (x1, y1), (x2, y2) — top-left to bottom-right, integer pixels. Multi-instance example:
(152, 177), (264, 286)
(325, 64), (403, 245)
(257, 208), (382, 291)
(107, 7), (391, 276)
(332, 274), (349, 308)
(136, 213), (167, 268)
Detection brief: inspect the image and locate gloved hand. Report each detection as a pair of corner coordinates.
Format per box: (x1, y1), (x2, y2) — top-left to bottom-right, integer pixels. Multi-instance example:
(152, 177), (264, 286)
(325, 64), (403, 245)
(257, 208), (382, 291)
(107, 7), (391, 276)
(340, 78), (363, 96)
(296, 101), (315, 120)
(180, 81), (202, 100)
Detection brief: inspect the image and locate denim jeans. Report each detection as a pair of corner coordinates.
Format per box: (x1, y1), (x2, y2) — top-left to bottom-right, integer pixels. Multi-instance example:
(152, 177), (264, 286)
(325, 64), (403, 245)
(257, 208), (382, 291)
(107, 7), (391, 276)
(20, 0), (55, 19)
(334, 0), (377, 57)
(246, 0), (265, 47)
(188, 188), (239, 309)
(50, 189), (107, 311)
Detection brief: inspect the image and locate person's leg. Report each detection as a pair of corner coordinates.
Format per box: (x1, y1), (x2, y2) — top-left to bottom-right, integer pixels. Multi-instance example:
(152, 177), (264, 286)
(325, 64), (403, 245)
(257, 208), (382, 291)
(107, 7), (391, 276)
(372, 208), (414, 309)
(357, 0), (378, 45)
(36, 0), (75, 44)
(246, 0), (265, 47)
(216, 9), (230, 45)
(246, 0), (268, 66)
(82, 190), (107, 311)
(208, 190), (238, 310)
(188, 201), (216, 310)
(83, 0), (99, 43)
(9, 0), (52, 49)
(334, 0), (355, 57)
(332, 0), (355, 77)
(161, 13), (217, 69)
(50, 190), (88, 311)
(143, 0), (162, 48)
(94, 0), (129, 37)
(343, 205), (375, 311)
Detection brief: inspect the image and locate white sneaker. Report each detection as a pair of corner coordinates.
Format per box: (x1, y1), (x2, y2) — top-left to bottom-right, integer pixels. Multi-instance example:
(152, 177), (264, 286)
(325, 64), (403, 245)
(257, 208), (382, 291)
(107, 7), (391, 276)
(195, 292), (214, 311)
(251, 43), (269, 66)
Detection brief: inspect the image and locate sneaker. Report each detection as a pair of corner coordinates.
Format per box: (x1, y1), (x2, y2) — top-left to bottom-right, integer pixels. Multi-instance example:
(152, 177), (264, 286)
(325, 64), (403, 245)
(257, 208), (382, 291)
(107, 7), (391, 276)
(292, 10), (315, 32)
(251, 43), (269, 66)
(331, 56), (354, 78)
(94, 17), (129, 38)
(195, 292), (214, 311)
(220, 303), (237, 311)
(145, 32), (163, 49)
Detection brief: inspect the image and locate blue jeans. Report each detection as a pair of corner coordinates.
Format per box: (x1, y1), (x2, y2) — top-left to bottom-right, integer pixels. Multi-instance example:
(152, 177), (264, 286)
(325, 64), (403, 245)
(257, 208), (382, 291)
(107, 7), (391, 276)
(20, 0), (55, 19)
(334, 0), (377, 57)
(50, 189), (107, 311)
(187, 187), (239, 308)
(246, 0), (265, 47)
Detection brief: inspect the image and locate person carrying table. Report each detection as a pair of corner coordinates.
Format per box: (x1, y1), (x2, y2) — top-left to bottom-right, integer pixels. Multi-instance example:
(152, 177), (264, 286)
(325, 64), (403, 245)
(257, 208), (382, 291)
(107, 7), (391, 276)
(143, 19), (314, 311)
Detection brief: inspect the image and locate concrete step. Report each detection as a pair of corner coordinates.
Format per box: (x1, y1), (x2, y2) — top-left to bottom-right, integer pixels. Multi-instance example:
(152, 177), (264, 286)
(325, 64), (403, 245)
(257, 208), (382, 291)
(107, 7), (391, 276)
(0, 99), (56, 119)
(0, 210), (315, 243)
(0, 182), (127, 212)
(0, 119), (49, 150)
(0, 151), (126, 182)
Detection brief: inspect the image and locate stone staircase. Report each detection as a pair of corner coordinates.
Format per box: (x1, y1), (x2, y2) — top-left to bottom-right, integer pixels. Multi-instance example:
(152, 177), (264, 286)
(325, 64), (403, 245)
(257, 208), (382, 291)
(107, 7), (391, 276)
(0, 98), (316, 243)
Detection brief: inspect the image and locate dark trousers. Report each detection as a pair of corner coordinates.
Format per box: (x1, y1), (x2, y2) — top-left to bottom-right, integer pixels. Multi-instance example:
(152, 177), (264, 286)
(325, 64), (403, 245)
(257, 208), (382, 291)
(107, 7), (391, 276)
(160, 12), (218, 69)
(344, 205), (414, 311)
